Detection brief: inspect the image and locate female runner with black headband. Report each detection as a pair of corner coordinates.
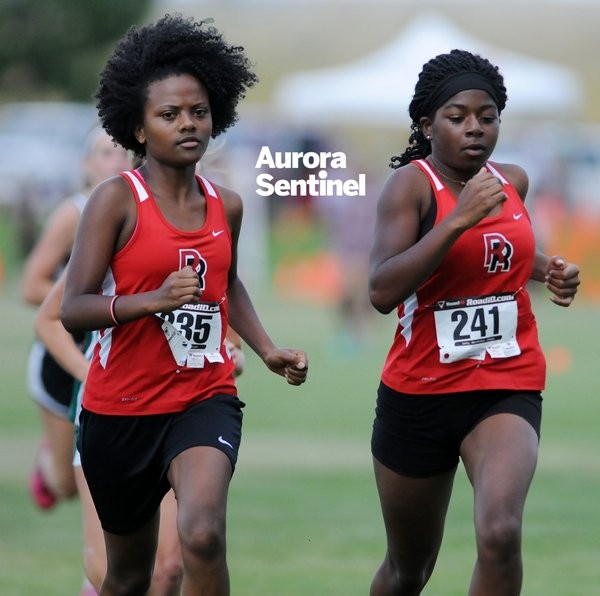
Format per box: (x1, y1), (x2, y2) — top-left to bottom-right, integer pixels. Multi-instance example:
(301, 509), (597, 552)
(368, 49), (580, 595)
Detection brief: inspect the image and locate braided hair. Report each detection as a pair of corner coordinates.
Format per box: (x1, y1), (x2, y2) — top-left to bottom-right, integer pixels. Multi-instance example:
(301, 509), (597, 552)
(96, 14), (258, 158)
(390, 49), (507, 169)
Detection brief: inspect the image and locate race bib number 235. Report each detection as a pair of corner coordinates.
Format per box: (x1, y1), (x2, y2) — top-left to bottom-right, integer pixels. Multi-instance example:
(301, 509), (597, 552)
(155, 302), (223, 368)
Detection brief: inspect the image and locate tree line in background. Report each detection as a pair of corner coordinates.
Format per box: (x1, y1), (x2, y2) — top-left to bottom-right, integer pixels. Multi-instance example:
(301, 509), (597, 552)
(0, 0), (151, 101)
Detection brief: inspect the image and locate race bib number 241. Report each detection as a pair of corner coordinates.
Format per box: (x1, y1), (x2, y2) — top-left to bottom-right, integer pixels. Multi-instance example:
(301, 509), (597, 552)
(433, 293), (521, 364)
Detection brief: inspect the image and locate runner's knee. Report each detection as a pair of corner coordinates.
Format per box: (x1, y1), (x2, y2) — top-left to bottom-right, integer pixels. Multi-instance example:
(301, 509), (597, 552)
(476, 512), (522, 564)
(179, 515), (226, 564)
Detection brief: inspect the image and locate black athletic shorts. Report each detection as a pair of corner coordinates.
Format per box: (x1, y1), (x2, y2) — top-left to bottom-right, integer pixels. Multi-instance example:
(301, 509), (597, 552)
(371, 382), (542, 478)
(78, 394), (245, 535)
(27, 341), (76, 417)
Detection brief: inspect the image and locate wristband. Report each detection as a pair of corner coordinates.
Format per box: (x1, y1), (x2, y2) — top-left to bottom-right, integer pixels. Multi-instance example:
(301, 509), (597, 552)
(109, 295), (121, 326)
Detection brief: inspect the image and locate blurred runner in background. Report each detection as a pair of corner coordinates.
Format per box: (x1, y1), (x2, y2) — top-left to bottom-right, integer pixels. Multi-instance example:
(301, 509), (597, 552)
(21, 126), (130, 511)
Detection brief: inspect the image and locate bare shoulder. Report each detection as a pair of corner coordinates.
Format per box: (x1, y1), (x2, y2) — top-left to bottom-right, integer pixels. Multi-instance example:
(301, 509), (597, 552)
(49, 197), (81, 225)
(25, 196), (81, 258)
(34, 198), (81, 245)
(490, 161), (529, 200)
(371, 162), (432, 263)
(84, 174), (135, 219)
(378, 162), (431, 216)
(214, 183), (242, 210)
(213, 183), (243, 230)
(76, 174), (137, 254)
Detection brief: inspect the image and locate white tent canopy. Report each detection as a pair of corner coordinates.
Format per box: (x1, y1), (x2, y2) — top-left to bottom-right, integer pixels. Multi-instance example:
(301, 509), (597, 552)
(273, 13), (584, 126)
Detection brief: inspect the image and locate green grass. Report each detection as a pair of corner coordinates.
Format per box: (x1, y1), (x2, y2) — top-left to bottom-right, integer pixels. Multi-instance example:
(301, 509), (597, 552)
(1, 274), (599, 595)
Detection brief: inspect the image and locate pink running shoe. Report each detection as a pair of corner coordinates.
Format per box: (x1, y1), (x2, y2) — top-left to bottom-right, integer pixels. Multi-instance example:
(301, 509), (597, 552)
(29, 444), (57, 510)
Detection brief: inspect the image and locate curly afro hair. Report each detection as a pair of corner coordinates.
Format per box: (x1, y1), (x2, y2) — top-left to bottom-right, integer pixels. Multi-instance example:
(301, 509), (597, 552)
(96, 14), (258, 157)
(390, 49), (507, 169)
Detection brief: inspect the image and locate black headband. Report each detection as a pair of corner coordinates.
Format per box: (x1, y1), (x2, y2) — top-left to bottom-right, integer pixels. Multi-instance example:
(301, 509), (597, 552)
(420, 71), (503, 117)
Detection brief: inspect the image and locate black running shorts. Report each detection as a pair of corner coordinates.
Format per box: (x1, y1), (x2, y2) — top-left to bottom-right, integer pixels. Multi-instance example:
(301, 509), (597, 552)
(78, 394), (245, 534)
(371, 382), (542, 478)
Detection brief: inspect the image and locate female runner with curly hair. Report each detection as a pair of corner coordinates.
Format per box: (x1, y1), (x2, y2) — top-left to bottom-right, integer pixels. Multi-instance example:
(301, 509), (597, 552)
(369, 49), (580, 595)
(61, 14), (307, 595)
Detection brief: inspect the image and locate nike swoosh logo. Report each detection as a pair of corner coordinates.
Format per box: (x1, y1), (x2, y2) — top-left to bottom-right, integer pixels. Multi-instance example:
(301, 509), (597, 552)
(218, 435), (234, 449)
(513, 213), (524, 220)
(212, 229), (225, 237)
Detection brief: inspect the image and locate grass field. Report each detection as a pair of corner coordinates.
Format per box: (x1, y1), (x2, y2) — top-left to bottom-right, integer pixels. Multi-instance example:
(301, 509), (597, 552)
(1, 273), (599, 595)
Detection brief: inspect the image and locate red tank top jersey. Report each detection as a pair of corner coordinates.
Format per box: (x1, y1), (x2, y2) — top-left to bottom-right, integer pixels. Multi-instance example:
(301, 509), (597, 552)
(83, 170), (237, 415)
(380, 159), (546, 395)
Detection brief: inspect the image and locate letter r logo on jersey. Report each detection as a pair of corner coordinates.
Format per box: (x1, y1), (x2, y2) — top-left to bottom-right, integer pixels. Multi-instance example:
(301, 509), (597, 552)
(179, 248), (208, 289)
(483, 233), (513, 273)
